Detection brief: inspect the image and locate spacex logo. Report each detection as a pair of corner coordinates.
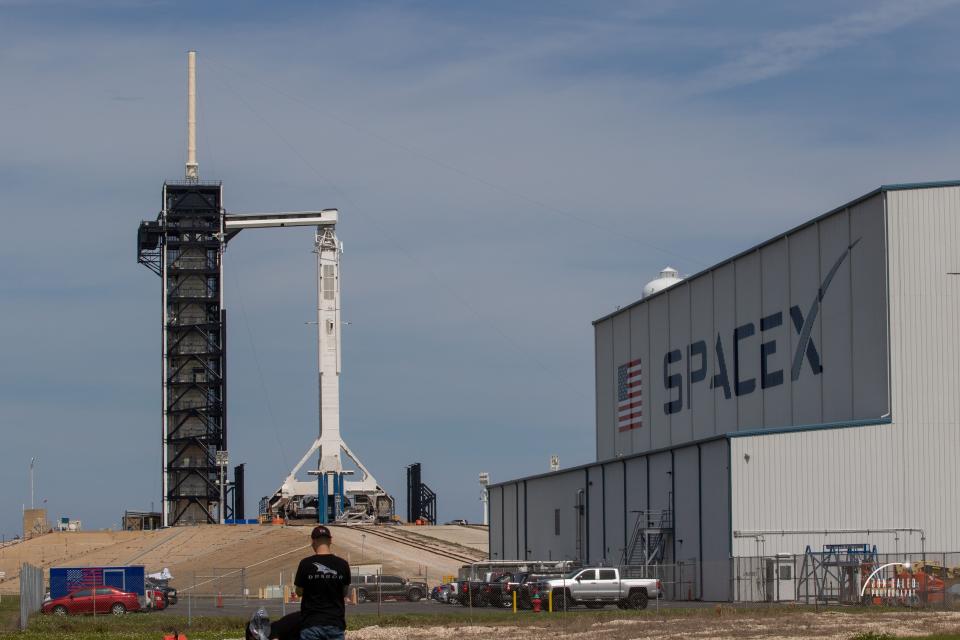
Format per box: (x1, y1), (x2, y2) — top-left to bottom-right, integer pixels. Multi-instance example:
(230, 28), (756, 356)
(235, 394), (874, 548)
(310, 563), (340, 579)
(662, 239), (860, 415)
(313, 563), (337, 574)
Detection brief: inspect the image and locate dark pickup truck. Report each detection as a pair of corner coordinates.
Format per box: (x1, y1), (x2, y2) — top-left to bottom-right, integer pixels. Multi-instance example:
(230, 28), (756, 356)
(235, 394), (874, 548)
(458, 572), (528, 607)
(507, 572), (549, 609)
(354, 575), (427, 602)
(501, 571), (569, 609)
(457, 574), (498, 607)
(478, 573), (517, 608)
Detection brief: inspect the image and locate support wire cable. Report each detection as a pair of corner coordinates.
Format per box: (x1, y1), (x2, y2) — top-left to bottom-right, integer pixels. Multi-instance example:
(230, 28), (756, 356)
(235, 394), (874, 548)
(206, 65), (594, 406)
(205, 55), (709, 269)
(228, 266), (291, 470)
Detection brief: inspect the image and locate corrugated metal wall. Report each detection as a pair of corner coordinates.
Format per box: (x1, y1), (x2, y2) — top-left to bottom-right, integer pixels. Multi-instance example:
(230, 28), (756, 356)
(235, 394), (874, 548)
(489, 439), (731, 598)
(728, 424), (918, 556)
(728, 185), (960, 555)
(502, 483), (519, 560)
(587, 466), (605, 562)
(489, 485), (503, 559)
(602, 461), (626, 561)
(517, 471), (587, 562)
(886, 186), (960, 551)
(595, 192), (890, 459)
(699, 439), (730, 600)
(673, 447), (700, 566)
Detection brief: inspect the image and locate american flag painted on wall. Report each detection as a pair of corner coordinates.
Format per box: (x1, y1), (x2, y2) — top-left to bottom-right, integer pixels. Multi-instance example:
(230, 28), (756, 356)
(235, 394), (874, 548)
(66, 568), (103, 591)
(617, 358), (643, 432)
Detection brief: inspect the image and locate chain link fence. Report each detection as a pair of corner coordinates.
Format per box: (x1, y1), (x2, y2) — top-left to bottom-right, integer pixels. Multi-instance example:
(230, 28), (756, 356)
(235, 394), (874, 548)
(452, 552), (960, 607)
(175, 567), (314, 621)
(621, 562), (699, 601)
(445, 562), (698, 609)
(731, 551), (960, 608)
(19, 562), (44, 630)
(183, 568), (247, 598)
(175, 554), (960, 611)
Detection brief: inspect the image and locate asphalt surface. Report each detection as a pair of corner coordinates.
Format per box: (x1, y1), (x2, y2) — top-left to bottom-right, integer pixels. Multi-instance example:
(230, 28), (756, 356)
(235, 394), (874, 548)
(158, 596), (712, 619)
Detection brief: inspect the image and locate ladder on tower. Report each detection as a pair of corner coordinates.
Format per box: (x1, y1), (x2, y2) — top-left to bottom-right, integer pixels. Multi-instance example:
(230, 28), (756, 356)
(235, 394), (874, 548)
(621, 509), (673, 567)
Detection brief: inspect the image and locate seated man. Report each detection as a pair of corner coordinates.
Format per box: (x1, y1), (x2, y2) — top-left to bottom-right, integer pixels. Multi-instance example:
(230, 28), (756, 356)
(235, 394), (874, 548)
(247, 526), (353, 640)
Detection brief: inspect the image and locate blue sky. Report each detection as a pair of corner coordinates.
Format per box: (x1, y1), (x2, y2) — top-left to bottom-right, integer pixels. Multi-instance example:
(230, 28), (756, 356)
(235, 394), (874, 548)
(2, 0), (960, 538)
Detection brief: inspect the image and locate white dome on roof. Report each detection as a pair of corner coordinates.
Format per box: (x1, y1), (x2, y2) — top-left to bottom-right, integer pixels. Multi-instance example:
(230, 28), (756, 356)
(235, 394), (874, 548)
(642, 266), (683, 298)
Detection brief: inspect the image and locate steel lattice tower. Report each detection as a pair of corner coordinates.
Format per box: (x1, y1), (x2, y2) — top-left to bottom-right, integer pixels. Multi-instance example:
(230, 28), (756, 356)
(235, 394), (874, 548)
(138, 182), (226, 525)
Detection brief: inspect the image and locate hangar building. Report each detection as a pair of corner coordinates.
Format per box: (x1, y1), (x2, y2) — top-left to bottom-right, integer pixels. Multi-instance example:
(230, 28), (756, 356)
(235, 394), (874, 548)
(488, 181), (960, 601)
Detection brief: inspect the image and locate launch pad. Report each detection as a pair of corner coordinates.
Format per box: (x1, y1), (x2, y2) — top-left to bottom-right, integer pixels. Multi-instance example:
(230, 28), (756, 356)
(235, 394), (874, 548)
(136, 51), (393, 527)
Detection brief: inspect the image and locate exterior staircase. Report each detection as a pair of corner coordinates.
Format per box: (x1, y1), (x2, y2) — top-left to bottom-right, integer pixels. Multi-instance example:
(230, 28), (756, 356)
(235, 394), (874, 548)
(621, 509), (673, 566)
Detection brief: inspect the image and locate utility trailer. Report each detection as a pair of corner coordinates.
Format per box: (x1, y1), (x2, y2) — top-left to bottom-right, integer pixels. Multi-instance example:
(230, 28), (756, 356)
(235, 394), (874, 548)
(50, 566), (146, 599)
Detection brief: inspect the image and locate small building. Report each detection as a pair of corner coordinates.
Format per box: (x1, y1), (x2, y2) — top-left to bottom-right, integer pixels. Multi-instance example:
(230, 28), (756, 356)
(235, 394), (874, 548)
(22, 508), (48, 539)
(123, 510), (163, 531)
(488, 181), (960, 601)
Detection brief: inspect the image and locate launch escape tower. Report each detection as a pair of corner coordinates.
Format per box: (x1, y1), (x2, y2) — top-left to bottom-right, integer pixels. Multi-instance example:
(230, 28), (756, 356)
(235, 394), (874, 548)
(137, 51), (391, 527)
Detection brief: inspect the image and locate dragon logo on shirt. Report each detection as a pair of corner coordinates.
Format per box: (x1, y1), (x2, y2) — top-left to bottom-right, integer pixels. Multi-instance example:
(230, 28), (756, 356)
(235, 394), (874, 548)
(312, 563), (338, 576)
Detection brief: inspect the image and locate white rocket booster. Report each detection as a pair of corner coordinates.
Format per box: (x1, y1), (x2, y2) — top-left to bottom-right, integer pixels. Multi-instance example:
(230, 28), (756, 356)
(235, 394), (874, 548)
(277, 218), (382, 502)
(316, 225), (343, 473)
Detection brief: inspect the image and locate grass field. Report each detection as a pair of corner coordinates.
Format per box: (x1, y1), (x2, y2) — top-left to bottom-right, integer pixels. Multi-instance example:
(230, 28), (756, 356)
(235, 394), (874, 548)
(0, 596), (19, 632)
(2, 606), (960, 639)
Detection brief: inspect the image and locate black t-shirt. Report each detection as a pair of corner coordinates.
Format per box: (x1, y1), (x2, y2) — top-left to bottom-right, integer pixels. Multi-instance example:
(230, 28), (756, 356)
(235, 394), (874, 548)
(294, 553), (351, 630)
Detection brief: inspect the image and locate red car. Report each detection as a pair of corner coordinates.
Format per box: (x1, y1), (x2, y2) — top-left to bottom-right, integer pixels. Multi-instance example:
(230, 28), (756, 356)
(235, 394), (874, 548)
(42, 586), (141, 616)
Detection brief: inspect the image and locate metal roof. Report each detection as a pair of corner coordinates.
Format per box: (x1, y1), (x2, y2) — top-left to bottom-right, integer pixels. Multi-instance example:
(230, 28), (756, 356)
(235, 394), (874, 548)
(487, 417), (890, 489)
(593, 179), (960, 325)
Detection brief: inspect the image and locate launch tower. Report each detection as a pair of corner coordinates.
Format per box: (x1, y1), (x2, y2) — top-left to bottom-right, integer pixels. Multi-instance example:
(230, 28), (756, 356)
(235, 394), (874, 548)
(137, 52), (390, 526)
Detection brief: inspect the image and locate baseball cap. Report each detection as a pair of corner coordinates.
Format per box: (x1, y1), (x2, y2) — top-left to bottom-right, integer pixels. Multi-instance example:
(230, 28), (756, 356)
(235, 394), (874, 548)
(311, 525), (332, 540)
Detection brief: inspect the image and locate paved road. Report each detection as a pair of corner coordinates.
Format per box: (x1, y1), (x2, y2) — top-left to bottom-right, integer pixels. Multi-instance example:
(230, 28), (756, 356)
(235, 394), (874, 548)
(160, 596), (711, 619)
(163, 597), (514, 619)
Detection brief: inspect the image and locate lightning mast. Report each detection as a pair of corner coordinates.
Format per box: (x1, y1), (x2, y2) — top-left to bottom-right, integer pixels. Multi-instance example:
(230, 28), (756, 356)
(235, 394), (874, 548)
(136, 50), (228, 526)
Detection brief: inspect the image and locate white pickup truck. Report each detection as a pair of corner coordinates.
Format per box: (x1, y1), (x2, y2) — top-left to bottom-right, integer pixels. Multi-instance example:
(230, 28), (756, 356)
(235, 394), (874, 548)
(534, 567), (660, 610)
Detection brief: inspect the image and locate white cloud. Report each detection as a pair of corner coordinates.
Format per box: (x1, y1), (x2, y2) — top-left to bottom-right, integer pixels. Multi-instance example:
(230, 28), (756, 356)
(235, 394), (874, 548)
(686, 0), (960, 94)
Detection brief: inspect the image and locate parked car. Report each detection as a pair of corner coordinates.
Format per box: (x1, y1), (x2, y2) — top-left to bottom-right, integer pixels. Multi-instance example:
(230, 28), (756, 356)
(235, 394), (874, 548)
(431, 583), (456, 604)
(445, 519), (468, 526)
(444, 581), (460, 604)
(534, 567), (661, 610)
(354, 575), (427, 602)
(41, 586), (141, 616)
(145, 578), (177, 606)
(441, 583), (458, 604)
